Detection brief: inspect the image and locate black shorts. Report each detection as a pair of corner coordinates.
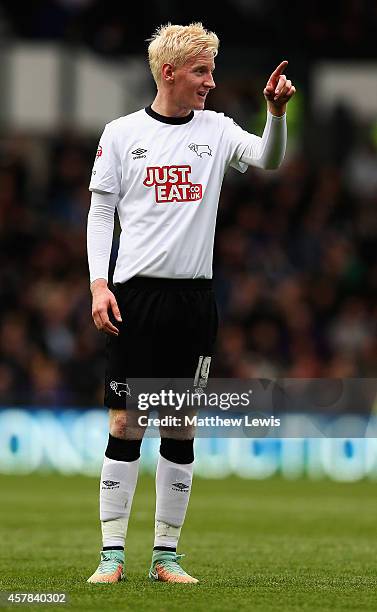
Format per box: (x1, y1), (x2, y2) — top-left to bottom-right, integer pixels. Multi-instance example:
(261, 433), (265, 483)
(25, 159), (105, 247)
(104, 277), (218, 408)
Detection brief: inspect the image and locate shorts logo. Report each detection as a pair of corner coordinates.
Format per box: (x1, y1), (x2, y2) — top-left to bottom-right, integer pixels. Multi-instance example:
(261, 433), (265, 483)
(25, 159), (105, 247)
(188, 143), (212, 157)
(96, 145), (102, 160)
(143, 165), (202, 203)
(194, 356), (211, 389)
(110, 381), (131, 396)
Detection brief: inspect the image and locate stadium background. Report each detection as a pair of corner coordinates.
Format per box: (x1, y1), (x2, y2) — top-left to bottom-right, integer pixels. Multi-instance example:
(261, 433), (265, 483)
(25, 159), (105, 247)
(1, 4), (377, 611)
(0, 1), (376, 479)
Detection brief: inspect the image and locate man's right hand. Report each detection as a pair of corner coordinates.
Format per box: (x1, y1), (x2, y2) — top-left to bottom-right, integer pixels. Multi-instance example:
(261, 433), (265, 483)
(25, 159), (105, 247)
(91, 278), (122, 336)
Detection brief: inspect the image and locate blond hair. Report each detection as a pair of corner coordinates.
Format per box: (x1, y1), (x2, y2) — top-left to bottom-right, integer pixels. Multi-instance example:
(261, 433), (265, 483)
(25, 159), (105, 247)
(148, 22), (219, 85)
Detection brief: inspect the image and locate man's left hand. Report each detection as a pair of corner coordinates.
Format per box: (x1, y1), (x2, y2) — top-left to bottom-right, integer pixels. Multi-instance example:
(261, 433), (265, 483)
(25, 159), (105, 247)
(263, 60), (296, 116)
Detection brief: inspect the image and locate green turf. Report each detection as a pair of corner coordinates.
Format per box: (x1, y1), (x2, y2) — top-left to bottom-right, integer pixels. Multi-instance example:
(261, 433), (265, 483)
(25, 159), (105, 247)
(0, 473), (377, 611)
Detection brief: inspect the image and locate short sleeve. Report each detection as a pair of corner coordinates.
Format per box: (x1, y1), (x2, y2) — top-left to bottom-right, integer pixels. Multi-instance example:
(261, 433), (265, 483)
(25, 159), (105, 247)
(89, 123), (121, 194)
(221, 115), (260, 173)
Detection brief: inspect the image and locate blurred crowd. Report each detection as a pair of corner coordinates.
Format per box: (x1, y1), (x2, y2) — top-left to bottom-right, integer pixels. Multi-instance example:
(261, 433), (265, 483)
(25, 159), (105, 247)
(1, 0), (377, 58)
(0, 86), (375, 407)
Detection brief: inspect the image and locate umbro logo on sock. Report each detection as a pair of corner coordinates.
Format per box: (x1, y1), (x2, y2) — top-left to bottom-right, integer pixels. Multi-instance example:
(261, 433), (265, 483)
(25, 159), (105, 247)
(102, 480), (120, 489)
(172, 482), (189, 492)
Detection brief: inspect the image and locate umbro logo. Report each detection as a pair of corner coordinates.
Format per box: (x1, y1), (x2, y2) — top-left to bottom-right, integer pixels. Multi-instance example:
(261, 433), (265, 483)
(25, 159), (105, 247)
(102, 480), (120, 489)
(172, 482), (190, 492)
(132, 148), (147, 159)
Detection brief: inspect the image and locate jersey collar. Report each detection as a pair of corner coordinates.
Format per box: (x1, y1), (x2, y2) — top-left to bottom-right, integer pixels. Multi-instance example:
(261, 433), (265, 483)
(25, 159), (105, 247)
(145, 105), (194, 125)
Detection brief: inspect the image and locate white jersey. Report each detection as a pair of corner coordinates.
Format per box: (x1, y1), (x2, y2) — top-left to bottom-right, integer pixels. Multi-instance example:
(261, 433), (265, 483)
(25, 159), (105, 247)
(88, 106), (286, 283)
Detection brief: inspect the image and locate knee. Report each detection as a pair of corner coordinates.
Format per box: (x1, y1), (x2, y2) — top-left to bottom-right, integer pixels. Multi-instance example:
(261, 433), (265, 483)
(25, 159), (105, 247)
(109, 410), (128, 439)
(160, 425), (196, 440)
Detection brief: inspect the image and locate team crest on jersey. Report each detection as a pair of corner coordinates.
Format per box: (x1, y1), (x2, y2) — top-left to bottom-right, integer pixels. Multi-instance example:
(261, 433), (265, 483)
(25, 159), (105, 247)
(95, 145), (102, 160)
(143, 165), (202, 203)
(188, 143), (212, 157)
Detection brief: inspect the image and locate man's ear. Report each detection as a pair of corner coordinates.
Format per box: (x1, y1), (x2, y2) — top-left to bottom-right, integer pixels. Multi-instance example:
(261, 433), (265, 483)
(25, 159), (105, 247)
(161, 63), (174, 83)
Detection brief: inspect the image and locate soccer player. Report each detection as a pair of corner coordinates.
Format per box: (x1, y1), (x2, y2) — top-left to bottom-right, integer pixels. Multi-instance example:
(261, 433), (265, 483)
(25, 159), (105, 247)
(86, 22), (295, 584)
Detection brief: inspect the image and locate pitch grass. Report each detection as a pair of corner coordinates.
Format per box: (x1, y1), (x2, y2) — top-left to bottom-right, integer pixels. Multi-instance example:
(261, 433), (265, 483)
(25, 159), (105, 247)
(1, 475), (377, 612)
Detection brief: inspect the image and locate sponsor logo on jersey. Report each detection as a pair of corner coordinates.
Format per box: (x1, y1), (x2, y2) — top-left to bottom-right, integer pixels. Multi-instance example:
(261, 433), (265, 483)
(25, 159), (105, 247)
(132, 148), (147, 159)
(96, 145), (102, 160)
(188, 143), (212, 157)
(143, 165), (202, 203)
(110, 381), (131, 396)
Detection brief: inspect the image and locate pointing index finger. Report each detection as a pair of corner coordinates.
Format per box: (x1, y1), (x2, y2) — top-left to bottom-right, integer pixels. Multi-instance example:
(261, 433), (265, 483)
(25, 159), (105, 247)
(269, 60), (288, 83)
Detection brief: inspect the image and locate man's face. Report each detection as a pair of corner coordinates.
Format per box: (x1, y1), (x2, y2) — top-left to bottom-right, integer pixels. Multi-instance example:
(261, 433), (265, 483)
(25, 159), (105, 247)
(169, 51), (216, 112)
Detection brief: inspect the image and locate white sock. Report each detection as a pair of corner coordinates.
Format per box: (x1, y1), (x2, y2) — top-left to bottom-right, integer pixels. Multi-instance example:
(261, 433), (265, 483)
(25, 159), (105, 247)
(154, 455), (194, 549)
(100, 456), (139, 548)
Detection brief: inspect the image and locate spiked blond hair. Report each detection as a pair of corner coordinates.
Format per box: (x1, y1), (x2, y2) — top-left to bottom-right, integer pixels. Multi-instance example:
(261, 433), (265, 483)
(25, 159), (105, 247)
(148, 22), (219, 85)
